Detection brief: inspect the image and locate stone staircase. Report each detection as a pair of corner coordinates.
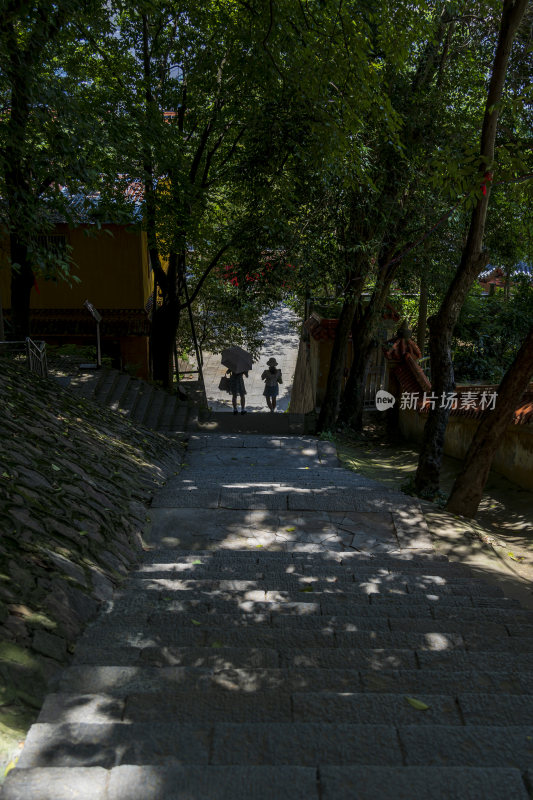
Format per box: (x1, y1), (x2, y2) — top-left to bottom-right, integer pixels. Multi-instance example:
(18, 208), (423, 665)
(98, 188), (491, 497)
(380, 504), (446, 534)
(60, 368), (194, 432)
(52, 367), (315, 436)
(4, 434), (533, 799)
(193, 409), (316, 435)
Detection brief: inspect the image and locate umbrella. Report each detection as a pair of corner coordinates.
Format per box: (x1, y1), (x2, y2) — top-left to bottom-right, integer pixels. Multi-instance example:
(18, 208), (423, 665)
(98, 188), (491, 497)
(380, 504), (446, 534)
(221, 345), (253, 374)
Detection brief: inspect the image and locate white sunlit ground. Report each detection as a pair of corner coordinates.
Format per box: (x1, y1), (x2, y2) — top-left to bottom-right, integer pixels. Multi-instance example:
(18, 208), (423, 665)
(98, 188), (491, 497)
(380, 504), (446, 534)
(197, 304), (301, 413)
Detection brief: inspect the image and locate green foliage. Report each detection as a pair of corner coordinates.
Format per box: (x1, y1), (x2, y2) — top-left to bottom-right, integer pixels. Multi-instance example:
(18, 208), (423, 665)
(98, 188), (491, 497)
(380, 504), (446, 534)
(177, 266), (276, 360)
(453, 278), (533, 383)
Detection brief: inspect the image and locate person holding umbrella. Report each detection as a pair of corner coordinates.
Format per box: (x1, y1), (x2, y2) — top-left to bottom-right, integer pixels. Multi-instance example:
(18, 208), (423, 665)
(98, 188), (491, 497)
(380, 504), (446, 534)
(228, 370), (248, 414)
(221, 346), (253, 415)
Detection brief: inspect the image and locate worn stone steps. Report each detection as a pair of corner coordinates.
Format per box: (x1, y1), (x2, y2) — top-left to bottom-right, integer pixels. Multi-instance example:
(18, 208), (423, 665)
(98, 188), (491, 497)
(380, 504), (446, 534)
(69, 640), (533, 673)
(17, 717), (533, 770)
(33, 688), (533, 730)
(51, 664), (533, 696)
(193, 410), (312, 434)
(126, 575), (505, 597)
(86, 609), (511, 635)
(0, 765), (319, 800)
(75, 626), (469, 652)
(3, 764), (528, 800)
(4, 428), (533, 800)
(59, 367), (192, 432)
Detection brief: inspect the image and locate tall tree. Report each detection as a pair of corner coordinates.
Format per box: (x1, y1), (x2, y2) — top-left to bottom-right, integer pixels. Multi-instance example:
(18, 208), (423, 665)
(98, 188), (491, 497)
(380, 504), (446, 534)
(315, 2), (471, 432)
(0, 0), (98, 338)
(103, 1), (334, 386)
(446, 323), (533, 517)
(414, 0), (530, 495)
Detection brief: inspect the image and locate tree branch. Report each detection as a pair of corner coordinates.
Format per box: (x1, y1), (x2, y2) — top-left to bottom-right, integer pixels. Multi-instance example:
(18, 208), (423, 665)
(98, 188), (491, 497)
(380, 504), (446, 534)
(202, 125), (246, 188)
(180, 243), (232, 308)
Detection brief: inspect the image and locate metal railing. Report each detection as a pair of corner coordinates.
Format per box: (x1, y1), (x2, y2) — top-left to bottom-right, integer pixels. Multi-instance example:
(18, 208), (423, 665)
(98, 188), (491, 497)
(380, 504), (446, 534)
(0, 338), (48, 378)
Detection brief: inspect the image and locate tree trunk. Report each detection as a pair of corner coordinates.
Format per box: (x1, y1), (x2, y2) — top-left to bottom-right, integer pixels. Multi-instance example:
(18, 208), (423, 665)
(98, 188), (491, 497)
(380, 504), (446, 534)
(446, 324), (533, 517)
(413, 314), (456, 494)
(9, 234), (34, 339)
(151, 301), (180, 387)
(417, 272), (428, 356)
(337, 237), (402, 429)
(337, 315), (376, 430)
(315, 296), (358, 433)
(151, 247), (181, 388)
(0, 290), (4, 341)
(413, 0), (528, 496)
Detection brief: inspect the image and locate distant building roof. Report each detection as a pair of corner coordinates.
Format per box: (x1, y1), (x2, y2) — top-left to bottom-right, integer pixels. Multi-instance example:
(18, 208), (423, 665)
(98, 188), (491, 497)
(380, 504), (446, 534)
(479, 261), (532, 284)
(304, 303), (400, 342)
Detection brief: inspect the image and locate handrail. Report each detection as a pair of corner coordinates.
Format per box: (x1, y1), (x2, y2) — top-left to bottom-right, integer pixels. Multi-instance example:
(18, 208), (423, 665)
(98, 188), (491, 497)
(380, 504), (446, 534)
(0, 338), (48, 378)
(26, 337), (48, 378)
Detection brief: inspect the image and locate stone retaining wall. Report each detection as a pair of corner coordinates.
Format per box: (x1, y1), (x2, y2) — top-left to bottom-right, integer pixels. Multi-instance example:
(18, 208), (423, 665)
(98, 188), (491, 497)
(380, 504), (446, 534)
(0, 357), (183, 769)
(399, 409), (533, 490)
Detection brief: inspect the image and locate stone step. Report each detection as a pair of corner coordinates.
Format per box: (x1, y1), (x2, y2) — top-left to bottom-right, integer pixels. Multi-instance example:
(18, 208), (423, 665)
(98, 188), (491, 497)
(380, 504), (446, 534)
(317, 766), (530, 800)
(107, 590), (525, 623)
(66, 371), (102, 399)
(72, 644), (281, 668)
(129, 574), (504, 598)
(51, 665), (364, 696)
(106, 373), (131, 411)
(187, 433), (324, 448)
(149, 491), (427, 513)
(121, 585), (509, 611)
(292, 691), (533, 725)
(144, 388), (166, 429)
(1, 765), (319, 800)
(5, 765), (529, 800)
(116, 376), (143, 416)
(70, 644), (421, 670)
(135, 560), (468, 575)
(21, 712), (533, 772)
(158, 396), (180, 430)
(209, 723), (533, 769)
(135, 560), (471, 578)
(94, 368), (119, 404)
(100, 609), (508, 637)
(52, 665), (533, 697)
(168, 404), (188, 431)
(76, 624), (465, 652)
(81, 620), (533, 654)
(192, 411), (310, 435)
(130, 383), (155, 424)
(108, 591), (516, 620)
(360, 667), (533, 694)
(141, 549), (450, 566)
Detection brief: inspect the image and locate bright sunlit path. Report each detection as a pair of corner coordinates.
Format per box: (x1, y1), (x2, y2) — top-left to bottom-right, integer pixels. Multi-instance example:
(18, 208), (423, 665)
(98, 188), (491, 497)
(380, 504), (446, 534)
(201, 304), (300, 413)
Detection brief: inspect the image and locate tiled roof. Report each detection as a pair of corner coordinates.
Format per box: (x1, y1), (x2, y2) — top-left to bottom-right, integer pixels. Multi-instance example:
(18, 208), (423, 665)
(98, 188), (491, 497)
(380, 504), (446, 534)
(304, 314), (340, 341)
(304, 303), (400, 342)
(3, 308), (150, 337)
(480, 261), (532, 280)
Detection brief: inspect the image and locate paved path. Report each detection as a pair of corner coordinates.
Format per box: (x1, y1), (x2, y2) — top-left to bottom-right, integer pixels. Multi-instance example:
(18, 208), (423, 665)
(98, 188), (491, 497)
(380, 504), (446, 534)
(4, 433), (533, 799)
(198, 304), (300, 413)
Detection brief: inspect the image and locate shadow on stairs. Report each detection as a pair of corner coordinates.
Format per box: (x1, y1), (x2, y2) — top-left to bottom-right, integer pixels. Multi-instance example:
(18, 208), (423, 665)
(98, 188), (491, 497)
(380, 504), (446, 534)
(190, 410), (317, 435)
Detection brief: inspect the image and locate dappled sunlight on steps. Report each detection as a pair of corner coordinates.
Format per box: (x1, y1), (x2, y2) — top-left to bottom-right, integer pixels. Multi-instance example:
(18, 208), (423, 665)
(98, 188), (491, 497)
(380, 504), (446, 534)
(4, 433), (533, 799)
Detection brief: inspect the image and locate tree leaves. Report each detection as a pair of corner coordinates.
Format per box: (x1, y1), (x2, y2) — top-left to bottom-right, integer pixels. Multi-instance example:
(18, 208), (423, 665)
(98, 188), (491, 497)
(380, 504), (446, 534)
(405, 696), (430, 711)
